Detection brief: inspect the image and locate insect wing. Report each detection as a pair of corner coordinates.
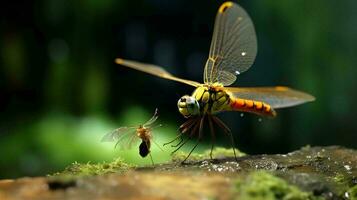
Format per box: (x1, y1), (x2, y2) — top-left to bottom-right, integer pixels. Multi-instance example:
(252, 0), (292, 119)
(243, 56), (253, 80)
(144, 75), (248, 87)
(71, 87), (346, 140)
(115, 58), (201, 87)
(101, 127), (134, 142)
(204, 2), (257, 86)
(143, 108), (159, 127)
(115, 131), (141, 150)
(225, 86), (315, 109)
(102, 127), (140, 150)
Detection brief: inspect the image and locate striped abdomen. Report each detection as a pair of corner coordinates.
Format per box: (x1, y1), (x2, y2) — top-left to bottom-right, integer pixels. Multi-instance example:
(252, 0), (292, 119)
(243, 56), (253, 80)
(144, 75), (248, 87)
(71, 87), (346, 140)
(230, 98), (276, 117)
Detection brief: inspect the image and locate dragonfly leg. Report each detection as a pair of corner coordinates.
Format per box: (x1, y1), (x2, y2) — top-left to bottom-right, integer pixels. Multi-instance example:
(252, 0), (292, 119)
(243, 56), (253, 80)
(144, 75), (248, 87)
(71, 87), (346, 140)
(171, 119), (200, 155)
(163, 132), (183, 146)
(169, 125), (194, 148)
(170, 136), (184, 148)
(208, 115), (216, 160)
(211, 115), (231, 133)
(181, 138), (200, 164)
(179, 118), (196, 132)
(212, 116), (238, 162)
(163, 118), (197, 147)
(227, 131), (238, 162)
(171, 135), (191, 155)
(181, 116), (205, 164)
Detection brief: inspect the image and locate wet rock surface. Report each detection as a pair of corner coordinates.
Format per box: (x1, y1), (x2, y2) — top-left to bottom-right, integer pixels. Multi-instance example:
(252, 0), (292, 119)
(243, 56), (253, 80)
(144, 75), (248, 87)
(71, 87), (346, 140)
(0, 146), (356, 200)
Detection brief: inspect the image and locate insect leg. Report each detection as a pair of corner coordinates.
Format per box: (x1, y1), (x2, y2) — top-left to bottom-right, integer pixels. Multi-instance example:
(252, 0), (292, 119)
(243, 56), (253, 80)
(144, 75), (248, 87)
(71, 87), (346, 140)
(149, 152), (155, 166)
(211, 116), (231, 133)
(170, 136), (191, 155)
(175, 118), (200, 147)
(163, 118), (196, 146)
(208, 115), (216, 160)
(212, 116), (238, 162)
(179, 118), (197, 133)
(224, 130), (238, 162)
(163, 133), (183, 147)
(181, 116), (205, 164)
(171, 120), (200, 154)
(170, 136), (184, 148)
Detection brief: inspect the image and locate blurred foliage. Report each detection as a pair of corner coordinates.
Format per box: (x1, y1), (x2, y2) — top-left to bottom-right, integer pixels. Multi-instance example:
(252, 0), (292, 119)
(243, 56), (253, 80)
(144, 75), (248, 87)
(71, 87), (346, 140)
(1, 0), (357, 178)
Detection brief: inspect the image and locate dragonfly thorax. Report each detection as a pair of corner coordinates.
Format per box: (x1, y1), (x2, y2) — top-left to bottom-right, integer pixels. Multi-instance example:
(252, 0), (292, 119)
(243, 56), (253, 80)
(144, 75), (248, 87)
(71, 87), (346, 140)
(177, 86), (231, 117)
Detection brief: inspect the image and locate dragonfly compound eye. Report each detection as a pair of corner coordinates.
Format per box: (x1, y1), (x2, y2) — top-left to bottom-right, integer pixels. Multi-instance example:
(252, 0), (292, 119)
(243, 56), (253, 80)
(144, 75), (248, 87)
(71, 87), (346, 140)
(177, 95), (200, 118)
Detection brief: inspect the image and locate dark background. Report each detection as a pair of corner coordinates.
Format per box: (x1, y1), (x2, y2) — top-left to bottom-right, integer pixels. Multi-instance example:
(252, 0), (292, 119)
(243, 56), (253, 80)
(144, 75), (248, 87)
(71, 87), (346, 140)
(1, 0), (356, 178)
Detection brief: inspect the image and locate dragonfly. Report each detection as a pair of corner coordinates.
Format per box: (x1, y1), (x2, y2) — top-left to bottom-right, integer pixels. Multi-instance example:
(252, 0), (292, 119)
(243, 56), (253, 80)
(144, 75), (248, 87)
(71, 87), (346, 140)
(115, 2), (315, 163)
(101, 108), (162, 164)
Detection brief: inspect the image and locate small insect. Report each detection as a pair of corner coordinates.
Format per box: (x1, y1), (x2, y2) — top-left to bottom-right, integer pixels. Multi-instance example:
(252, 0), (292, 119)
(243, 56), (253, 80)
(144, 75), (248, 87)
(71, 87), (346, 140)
(101, 108), (162, 164)
(115, 2), (315, 162)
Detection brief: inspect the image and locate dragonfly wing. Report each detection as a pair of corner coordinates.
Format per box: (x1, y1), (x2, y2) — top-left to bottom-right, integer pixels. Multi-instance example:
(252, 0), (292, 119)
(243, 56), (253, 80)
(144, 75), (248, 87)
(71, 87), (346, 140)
(204, 2), (257, 86)
(115, 58), (201, 87)
(225, 86), (315, 108)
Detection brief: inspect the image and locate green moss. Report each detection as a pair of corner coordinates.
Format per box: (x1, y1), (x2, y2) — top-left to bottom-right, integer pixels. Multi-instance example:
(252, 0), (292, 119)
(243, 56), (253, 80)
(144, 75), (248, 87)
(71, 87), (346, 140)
(51, 157), (134, 178)
(172, 147), (245, 162)
(234, 171), (324, 200)
(346, 185), (357, 200)
(333, 173), (346, 184)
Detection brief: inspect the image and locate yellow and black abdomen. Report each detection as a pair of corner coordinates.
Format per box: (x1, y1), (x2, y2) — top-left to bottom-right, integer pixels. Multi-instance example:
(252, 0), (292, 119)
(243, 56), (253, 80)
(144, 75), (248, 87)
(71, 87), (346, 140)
(191, 86), (276, 117)
(229, 97), (276, 117)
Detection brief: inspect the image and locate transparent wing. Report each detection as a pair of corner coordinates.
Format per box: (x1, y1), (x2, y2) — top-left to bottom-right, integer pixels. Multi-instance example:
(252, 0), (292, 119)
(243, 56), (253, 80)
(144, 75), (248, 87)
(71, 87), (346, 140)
(101, 127), (140, 150)
(225, 86), (315, 108)
(101, 127), (135, 142)
(143, 108), (159, 127)
(115, 58), (201, 87)
(204, 2), (257, 86)
(116, 132), (141, 150)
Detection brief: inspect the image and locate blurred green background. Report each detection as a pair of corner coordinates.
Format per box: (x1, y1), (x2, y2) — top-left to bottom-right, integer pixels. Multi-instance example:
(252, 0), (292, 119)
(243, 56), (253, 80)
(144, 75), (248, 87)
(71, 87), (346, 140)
(1, 0), (356, 179)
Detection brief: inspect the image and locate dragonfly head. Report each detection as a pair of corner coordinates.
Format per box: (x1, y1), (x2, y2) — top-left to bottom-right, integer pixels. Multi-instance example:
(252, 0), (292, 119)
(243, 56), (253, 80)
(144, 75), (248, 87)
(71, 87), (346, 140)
(177, 95), (200, 118)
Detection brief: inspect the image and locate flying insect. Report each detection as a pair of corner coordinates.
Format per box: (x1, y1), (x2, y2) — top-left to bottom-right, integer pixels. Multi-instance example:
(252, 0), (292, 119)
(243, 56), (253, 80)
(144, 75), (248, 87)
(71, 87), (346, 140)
(101, 108), (162, 164)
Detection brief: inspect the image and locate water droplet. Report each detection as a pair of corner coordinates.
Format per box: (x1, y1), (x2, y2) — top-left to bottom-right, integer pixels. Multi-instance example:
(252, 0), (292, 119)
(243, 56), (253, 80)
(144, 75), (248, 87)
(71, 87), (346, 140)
(235, 70), (240, 75)
(344, 192), (350, 199)
(240, 113), (244, 117)
(344, 165), (352, 170)
(258, 118), (262, 122)
(241, 52), (246, 56)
